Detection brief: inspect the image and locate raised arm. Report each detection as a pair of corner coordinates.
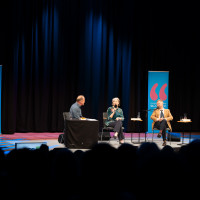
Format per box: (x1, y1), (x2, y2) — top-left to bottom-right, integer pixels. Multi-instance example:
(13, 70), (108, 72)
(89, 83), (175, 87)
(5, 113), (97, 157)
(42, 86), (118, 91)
(107, 107), (115, 120)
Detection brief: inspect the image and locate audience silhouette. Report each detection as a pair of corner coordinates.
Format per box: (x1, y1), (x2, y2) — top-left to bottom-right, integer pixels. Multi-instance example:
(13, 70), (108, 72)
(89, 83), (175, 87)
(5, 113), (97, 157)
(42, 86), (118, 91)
(1, 139), (199, 199)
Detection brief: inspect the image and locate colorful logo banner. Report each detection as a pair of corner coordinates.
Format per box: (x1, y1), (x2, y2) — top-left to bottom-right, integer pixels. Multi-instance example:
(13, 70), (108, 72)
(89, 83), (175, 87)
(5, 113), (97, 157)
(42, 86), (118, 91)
(148, 71), (169, 133)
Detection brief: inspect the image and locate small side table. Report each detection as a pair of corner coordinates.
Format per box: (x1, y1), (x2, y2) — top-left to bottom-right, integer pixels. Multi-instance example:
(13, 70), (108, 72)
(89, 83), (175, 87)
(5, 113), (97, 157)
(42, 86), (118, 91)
(130, 118), (143, 144)
(177, 120), (192, 145)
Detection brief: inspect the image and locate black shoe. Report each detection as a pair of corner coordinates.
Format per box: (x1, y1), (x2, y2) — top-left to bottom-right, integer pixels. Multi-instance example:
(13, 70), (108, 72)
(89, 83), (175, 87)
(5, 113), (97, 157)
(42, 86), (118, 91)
(157, 133), (161, 138)
(157, 131), (162, 138)
(162, 141), (167, 146)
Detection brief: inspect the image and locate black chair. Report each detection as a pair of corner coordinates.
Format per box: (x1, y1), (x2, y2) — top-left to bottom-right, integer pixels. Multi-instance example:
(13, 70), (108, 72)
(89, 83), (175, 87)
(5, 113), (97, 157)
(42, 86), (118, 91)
(101, 112), (124, 141)
(58, 112), (72, 144)
(63, 112), (72, 120)
(152, 127), (171, 145)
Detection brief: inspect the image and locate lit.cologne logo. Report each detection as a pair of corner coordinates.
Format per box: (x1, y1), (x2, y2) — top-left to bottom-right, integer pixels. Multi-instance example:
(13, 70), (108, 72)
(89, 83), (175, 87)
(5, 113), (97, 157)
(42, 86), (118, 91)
(150, 83), (167, 101)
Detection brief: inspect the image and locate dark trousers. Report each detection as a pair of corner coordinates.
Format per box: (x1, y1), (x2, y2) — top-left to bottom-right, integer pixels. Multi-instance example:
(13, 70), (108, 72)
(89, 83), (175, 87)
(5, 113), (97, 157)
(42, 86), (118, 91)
(108, 120), (124, 140)
(154, 120), (168, 141)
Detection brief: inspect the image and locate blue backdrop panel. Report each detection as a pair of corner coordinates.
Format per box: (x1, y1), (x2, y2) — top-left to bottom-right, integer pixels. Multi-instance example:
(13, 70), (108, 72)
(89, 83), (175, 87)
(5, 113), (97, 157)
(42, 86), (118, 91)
(0, 65), (2, 134)
(148, 71), (169, 133)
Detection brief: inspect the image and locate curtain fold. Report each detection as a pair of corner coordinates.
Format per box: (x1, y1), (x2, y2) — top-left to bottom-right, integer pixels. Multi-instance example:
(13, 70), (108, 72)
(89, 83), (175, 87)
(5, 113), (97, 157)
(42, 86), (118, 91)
(1, 0), (200, 133)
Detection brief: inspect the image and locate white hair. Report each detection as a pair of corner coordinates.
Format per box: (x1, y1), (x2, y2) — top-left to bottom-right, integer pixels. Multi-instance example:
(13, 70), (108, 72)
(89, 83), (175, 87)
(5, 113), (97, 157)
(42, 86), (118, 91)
(112, 97), (120, 105)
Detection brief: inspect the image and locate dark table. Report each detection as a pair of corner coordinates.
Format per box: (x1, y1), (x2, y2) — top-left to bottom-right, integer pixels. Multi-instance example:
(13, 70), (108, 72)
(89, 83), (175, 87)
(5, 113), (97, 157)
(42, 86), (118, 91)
(130, 118), (143, 144)
(64, 119), (99, 149)
(177, 120), (192, 146)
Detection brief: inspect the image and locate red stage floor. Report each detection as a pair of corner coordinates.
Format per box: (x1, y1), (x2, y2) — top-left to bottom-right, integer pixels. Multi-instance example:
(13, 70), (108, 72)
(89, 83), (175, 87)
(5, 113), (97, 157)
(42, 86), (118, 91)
(1, 132), (61, 140)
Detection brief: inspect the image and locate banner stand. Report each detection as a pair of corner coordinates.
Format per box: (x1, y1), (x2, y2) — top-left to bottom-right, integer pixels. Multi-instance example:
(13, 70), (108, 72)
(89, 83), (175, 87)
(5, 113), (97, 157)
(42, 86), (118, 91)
(147, 71), (169, 133)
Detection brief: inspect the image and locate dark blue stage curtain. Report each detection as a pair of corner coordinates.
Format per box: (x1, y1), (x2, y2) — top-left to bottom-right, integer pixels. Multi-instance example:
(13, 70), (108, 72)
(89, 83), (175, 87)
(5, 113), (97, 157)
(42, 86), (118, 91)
(1, 0), (200, 133)
(1, 0), (133, 133)
(79, 11), (132, 131)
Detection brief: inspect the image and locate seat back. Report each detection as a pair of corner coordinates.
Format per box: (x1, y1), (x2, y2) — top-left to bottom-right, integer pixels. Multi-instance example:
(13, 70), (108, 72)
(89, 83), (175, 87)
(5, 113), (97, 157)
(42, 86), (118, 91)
(63, 112), (72, 120)
(63, 112), (71, 133)
(103, 112), (108, 119)
(103, 112), (108, 127)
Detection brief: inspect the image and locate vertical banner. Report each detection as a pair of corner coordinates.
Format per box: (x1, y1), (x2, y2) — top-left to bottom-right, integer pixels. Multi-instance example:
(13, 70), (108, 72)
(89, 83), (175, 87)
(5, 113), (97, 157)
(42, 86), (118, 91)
(148, 71), (169, 133)
(0, 65), (2, 134)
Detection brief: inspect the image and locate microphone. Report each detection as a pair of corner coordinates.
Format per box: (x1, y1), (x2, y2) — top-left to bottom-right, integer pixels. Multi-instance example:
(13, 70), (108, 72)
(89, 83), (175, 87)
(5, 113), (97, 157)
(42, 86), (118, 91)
(154, 106), (159, 110)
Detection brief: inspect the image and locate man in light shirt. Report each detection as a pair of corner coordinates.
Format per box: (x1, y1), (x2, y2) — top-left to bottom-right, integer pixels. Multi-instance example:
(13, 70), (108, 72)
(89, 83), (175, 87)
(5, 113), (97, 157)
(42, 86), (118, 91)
(150, 100), (173, 146)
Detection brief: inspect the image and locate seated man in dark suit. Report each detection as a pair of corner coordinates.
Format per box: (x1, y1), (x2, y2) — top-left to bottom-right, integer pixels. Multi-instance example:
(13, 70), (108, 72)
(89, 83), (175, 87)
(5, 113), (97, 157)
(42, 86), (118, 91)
(150, 99), (173, 146)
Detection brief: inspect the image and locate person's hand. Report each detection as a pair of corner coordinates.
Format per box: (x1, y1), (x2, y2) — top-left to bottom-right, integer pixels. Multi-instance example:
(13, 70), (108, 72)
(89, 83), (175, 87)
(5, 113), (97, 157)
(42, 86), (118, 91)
(116, 117), (121, 121)
(109, 108), (116, 119)
(111, 108), (116, 113)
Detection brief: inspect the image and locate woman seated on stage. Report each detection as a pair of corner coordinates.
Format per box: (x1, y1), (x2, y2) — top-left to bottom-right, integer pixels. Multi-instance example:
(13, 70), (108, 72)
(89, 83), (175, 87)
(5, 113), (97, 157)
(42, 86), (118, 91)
(105, 97), (125, 144)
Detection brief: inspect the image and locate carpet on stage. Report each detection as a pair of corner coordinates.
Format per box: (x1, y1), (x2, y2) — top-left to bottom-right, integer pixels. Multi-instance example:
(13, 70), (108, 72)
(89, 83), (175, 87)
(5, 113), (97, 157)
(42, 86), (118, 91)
(0, 132), (62, 140)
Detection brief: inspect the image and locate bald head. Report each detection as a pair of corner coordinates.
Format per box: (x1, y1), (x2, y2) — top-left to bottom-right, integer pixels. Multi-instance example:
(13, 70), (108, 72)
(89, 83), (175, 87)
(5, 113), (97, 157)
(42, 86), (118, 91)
(76, 95), (85, 106)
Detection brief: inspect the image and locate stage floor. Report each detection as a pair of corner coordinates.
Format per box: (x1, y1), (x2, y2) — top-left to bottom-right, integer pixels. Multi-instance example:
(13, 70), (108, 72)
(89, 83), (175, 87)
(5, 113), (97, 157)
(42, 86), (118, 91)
(1, 132), (199, 154)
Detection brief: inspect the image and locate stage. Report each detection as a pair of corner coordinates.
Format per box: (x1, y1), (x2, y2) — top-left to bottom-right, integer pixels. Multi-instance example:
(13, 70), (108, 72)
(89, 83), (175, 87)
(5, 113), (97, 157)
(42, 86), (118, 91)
(1, 132), (199, 154)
